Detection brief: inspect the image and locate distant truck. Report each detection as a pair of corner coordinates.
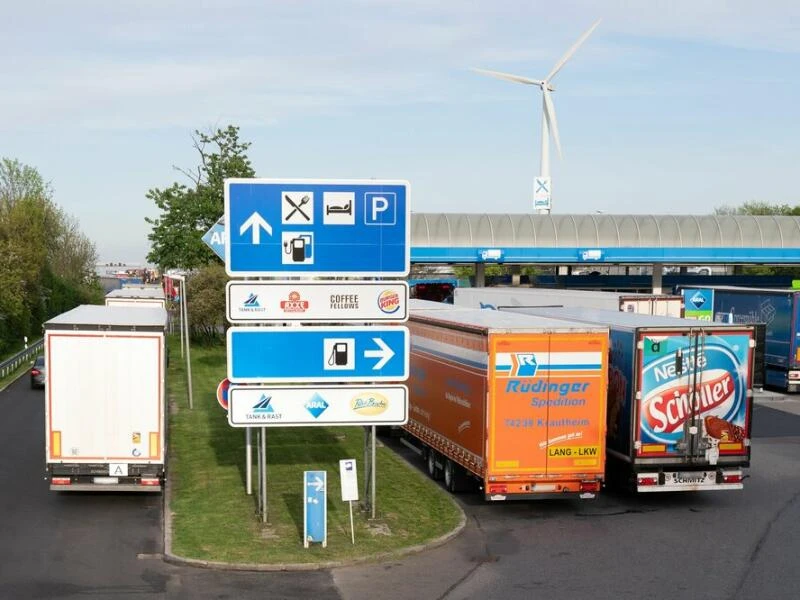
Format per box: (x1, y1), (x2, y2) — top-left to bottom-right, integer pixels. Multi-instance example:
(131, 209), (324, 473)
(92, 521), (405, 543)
(454, 286), (684, 317)
(504, 306), (755, 493)
(45, 305), (168, 492)
(678, 285), (799, 392)
(105, 287), (167, 309)
(404, 304), (609, 500)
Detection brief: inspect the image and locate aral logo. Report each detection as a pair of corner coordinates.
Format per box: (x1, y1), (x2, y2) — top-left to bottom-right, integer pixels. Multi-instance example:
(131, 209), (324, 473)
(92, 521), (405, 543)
(280, 290), (309, 313)
(351, 392), (388, 416)
(377, 290), (401, 314)
(690, 292), (707, 309)
(305, 393), (329, 418)
(513, 353), (538, 377)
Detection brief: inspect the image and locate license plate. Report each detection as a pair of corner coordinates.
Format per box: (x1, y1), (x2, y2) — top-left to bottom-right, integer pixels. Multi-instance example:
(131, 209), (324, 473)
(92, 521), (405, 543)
(670, 472), (712, 485)
(93, 477), (120, 485)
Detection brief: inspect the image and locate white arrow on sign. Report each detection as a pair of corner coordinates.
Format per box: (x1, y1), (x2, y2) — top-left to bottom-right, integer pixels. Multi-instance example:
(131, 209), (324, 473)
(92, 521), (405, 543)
(364, 337), (395, 370)
(307, 476), (325, 493)
(239, 211), (272, 244)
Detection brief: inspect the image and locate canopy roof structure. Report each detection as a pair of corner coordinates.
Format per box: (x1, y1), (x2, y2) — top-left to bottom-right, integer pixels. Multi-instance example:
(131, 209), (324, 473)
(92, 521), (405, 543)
(410, 214), (800, 264)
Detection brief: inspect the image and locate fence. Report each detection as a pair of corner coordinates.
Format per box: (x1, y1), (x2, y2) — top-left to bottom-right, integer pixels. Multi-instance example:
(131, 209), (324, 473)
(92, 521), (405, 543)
(0, 339), (44, 380)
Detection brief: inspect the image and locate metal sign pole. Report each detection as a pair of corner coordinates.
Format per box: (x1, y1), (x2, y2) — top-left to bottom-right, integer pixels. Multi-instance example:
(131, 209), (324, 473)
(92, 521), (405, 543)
(256, 428), (262, 516)
(182, 283), (194, 410)
(177, 279), (184, 358)
(261, 426), (268, 523)
(246, 428), (252, 495)
(363, 427), (370, 513)
(371, 425), (377, 520)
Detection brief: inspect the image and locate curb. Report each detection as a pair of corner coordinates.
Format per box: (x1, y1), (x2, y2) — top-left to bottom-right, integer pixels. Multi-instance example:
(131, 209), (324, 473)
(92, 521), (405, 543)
(161, 465), (467, 572)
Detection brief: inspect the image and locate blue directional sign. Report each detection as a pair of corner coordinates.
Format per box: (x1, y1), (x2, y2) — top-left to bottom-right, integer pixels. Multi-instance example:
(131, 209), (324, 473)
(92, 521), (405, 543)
(227, 326), (409, 383)
(304, 470), (327, 548)
(202, 216), (225, 261)
(224, 178), (410, 277)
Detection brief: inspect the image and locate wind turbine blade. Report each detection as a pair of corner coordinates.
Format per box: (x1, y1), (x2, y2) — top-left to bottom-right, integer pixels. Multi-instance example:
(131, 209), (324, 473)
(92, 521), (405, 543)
(471, 67), (543, 86)
(543, 88), (562, 159)
(545, 19), (602, 82)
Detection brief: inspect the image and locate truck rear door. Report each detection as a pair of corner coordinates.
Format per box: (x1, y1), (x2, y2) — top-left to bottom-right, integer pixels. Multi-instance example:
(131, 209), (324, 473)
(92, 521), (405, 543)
(637, 329), (752, 464)
(489, 332), (606, 482)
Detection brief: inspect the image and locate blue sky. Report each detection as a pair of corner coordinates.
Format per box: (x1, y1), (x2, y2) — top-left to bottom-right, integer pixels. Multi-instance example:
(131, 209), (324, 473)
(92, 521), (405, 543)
(2, 1), (799, 264)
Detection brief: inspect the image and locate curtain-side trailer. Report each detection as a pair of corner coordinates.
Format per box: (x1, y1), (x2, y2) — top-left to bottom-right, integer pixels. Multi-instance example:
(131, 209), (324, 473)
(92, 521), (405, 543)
(45, 305), (168, 492)
(505, 306), (755, 493)
(454, 286), (684, 317)
(406, 305), (609, 500)
(104, 287), (167, 309)
(677, 285), (799, 392)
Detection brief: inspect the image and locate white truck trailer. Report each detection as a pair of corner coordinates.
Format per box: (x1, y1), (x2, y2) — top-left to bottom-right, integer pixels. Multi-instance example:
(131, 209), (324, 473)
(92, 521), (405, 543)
(45, 305), (168, 492)
(455, 287), (684, 317)
(105, 287), (167, 309)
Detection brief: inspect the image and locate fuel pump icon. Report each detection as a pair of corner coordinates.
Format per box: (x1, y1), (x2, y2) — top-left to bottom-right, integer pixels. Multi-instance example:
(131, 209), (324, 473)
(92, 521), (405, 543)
(282, 232), (314, 264)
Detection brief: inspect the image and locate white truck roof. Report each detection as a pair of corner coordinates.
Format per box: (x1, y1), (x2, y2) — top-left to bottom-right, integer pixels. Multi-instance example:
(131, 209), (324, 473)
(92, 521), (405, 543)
(45, 305), (168, 330)
(106, 288), (166, 300)
(412, 305), (607, 334)
(504, 306), (748, 331)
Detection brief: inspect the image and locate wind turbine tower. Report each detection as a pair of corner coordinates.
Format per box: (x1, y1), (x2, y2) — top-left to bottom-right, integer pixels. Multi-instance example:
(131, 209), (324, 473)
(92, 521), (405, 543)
(473, 19), (601, 214)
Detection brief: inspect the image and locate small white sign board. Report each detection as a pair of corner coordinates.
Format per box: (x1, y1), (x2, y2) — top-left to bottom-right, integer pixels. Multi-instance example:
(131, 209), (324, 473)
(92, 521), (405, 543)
(340, 459), (359, 502)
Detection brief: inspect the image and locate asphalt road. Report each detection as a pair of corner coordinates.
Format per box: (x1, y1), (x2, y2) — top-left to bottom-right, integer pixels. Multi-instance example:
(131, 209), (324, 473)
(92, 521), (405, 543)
(0, 374), (339, 600)
(2, 371), (799, 600)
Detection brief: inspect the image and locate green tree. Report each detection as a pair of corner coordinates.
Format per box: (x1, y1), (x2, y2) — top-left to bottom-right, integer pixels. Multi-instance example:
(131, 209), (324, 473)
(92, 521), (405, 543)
(146, 125), (255, 270)
(186, 264), (227, 343)
(0, 158), (100, 353)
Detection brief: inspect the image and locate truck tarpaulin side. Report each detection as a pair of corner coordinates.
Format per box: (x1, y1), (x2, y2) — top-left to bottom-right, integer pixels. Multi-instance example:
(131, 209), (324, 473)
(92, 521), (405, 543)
(405, 306), (608, 501)
(504, 306), (754, 493)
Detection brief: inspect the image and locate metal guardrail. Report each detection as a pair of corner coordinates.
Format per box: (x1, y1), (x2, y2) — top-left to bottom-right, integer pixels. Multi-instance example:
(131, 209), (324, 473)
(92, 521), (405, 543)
(0, 339), (44, 380)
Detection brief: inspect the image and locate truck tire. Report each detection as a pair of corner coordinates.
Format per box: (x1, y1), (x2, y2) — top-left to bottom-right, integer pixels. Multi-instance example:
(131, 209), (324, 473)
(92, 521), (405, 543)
(427, 449), (442, 480)
(444, 459), (469, 493)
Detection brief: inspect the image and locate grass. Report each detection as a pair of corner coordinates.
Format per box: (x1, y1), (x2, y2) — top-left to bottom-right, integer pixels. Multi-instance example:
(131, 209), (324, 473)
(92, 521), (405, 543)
(167, 335), (462, 564)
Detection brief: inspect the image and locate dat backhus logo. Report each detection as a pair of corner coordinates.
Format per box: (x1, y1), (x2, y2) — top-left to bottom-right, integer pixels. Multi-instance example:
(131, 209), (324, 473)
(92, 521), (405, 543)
(513, 353), (538, 377)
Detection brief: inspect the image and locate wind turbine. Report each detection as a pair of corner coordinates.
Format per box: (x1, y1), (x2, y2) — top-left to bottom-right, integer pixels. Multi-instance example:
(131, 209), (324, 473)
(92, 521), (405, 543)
(473, 19), (601, 214)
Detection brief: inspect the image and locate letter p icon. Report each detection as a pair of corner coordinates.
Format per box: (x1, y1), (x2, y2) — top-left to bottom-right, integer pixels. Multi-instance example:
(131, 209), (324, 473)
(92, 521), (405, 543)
(365, 192), (397, 225)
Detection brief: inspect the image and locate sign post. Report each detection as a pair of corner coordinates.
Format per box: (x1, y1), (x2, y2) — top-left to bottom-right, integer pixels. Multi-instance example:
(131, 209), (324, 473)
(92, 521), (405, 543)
(340, 459), (359, 544)
(304, 470), (327, 548)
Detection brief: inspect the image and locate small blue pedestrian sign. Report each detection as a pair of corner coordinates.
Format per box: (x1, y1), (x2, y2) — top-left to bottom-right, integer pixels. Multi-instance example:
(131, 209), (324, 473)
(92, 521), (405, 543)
(304, 470), (327, 548)
(224, 178), (410, 277)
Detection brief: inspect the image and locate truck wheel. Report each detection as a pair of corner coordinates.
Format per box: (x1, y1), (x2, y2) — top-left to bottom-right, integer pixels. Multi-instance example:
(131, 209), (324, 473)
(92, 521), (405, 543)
(427, 450), (442, 480)
(445, 459), (471, 493)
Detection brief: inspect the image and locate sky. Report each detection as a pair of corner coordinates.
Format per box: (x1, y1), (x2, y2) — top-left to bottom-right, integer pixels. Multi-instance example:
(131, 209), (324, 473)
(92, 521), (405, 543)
(2, 1), (799, 264)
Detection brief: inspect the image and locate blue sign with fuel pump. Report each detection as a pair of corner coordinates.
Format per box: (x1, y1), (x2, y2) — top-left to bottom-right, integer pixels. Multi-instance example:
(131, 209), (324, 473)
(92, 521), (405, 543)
(227, 326), (409, 383)
(304, 470), (327, 548)
(224, 178), (410, 277)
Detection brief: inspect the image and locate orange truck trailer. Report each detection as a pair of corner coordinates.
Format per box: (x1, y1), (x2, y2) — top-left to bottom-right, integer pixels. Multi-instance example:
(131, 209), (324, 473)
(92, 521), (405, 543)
(404, 303), (609, 500)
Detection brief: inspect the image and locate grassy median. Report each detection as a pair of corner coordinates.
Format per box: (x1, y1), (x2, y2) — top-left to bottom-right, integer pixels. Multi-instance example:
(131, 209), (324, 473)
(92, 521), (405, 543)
(166, 335), (462, 565)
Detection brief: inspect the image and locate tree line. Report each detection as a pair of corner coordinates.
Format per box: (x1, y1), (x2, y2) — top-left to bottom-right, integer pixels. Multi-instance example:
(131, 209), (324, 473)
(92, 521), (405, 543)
(0, 158), (101, 355)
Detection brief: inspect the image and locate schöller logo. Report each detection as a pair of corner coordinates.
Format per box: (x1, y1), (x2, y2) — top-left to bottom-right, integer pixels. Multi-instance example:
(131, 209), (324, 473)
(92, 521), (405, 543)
(351, 392), (389, 416)
(280, 290), (309, 313)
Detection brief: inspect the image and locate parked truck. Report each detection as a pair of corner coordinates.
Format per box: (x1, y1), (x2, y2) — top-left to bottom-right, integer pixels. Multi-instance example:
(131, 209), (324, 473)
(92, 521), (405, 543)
(405, 304), (609, 500)
(503, 306), (755, 492)
(105, 287), (167, 309)
(677, 285), (798, 392)
(454, 286), (684, 317)
(45, 305), (168, 491)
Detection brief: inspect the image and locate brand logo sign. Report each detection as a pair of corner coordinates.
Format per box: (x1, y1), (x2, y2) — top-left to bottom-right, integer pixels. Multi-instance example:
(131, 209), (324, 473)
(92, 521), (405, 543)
(305, 393), (329, 418)
(249, 394), (282, 420)
(351, 392), (389, 416)
(512, 353), (538, 377)
(690, 291), (706, 309)
(640, 339), (747, 445)
(378, 290), (401, 314)
(241, 293), (267, 313)
(280, 290), (309, 313)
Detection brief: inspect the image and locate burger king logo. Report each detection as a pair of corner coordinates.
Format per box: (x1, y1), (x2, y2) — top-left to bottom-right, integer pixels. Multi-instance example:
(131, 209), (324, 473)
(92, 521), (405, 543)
(351, 392), (389, 416)
(378, 290), (401, 314)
